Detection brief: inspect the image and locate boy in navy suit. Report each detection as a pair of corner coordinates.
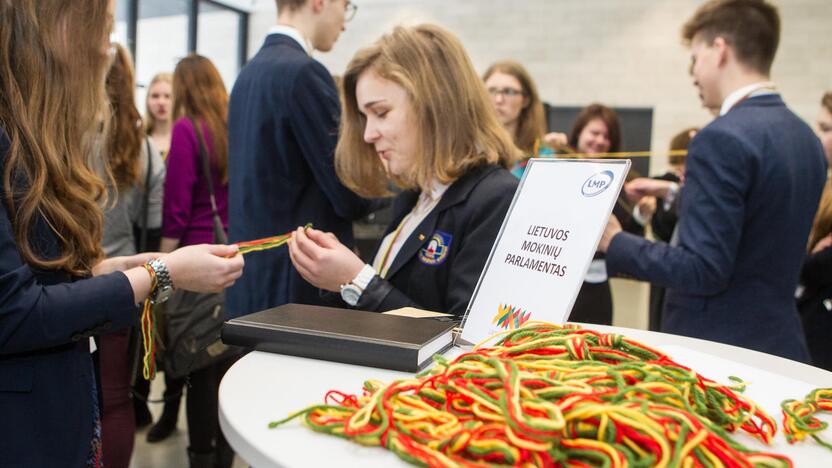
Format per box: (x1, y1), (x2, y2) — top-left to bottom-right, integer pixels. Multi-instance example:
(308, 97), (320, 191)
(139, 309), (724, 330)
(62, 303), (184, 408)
(599, 0), (827, 361)
(227, 0), (369, 319)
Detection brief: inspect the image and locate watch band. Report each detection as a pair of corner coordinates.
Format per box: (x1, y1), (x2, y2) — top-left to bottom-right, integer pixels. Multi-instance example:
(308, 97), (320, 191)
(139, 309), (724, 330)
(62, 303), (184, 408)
(147, 258), (174, 304)
(351, 264), (376, 291)
(340, 264), (377, 306)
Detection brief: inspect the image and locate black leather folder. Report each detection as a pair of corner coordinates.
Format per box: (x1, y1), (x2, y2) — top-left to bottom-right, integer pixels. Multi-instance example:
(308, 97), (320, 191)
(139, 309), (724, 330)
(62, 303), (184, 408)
(221, 303), (456, 372)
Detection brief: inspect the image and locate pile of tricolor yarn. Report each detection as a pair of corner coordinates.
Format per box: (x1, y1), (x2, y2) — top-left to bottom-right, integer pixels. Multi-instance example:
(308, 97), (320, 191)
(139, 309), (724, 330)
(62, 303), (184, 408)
(781, 388), (832, 450)
(270, 322), (799, 467)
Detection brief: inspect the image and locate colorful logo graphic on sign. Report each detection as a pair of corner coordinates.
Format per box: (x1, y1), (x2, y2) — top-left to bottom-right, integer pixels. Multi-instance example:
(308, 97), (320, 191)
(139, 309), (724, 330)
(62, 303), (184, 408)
(418, 230), (452, 266)
(492, 303), (532, 330)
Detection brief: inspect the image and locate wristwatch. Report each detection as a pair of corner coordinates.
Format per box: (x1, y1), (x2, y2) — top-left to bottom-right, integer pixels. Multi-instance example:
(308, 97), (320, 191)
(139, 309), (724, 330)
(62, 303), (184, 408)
(340, 264), (376, 306)
(147, 258), (175, 304)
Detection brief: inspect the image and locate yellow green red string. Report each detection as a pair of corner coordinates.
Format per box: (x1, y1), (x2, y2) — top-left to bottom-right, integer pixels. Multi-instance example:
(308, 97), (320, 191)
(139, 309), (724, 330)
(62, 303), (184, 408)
(269, 322), (793, 467)
(141, 263), (158, 380)
(140, 224), (312, 380)
(781, 388), (832, 450)
(234, 223), (312, 255)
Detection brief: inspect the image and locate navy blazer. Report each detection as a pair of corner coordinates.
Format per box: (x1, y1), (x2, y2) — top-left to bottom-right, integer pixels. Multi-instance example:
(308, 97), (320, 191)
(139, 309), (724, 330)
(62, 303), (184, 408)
(356, 165), (518, 317)
(607, 94), (827, 361)
(226, 34), (370, 319)
(0, 129), (138, 466)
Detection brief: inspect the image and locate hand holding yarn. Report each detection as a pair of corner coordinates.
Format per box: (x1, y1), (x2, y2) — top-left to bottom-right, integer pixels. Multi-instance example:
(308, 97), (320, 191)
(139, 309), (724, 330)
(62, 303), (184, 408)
(288, 227), (364, 292)
(163, 243), (244, 292)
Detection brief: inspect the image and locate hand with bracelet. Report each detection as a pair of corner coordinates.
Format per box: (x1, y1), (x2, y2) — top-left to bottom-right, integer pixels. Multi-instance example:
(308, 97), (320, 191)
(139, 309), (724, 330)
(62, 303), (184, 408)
(97, 243), (245, 304)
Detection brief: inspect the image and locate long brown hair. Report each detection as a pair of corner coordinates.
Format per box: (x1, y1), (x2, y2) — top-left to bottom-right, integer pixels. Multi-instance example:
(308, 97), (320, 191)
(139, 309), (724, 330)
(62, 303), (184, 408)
(808, 94), (832, 252)
(106, 43), (142, 189)
(172, 55), (229, 182)
(336, 24), (520, 197)
(145, 72), (173, 136)
(483, 61), (546, 155)
(0, 0), (112, 275)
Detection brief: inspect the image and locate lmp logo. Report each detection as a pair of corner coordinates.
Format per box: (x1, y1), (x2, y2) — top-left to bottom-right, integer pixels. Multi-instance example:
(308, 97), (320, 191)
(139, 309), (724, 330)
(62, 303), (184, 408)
(581, 170), (614, 197)
(492, 304), (532, 330)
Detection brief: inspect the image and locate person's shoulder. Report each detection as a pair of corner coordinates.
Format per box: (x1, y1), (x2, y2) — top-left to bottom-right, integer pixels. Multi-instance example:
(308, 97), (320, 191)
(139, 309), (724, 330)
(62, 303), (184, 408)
(260, 38), (313, 67)
(691, 118), (749, 151)
(240, 42), (311, 81)
(467, 165), (518, 200)
(172, 116), (193, 131)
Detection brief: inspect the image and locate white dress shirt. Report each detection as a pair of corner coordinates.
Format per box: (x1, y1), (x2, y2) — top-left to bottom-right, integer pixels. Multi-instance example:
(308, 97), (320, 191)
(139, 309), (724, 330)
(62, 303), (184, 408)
(719, 81), (777, 116)
(268, 24), (311, 55)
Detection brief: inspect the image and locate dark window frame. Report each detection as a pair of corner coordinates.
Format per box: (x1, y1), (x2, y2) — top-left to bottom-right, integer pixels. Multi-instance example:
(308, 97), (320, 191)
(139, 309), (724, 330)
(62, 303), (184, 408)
(123, 0), (249, 73)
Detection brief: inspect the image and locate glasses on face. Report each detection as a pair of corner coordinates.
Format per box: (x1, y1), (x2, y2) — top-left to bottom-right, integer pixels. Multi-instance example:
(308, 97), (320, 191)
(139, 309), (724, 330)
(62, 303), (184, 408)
(344, 1), (357, 22)
(487, 87), (524, 98)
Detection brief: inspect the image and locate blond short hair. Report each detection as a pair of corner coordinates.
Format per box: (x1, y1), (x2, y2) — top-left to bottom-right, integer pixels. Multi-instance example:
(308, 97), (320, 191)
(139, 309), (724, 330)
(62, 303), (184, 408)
(335, 24), (520, 197)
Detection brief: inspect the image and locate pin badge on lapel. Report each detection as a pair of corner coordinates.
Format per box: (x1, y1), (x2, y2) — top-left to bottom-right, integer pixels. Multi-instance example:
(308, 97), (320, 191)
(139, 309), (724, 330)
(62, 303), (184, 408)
(418, 230), (452, 266)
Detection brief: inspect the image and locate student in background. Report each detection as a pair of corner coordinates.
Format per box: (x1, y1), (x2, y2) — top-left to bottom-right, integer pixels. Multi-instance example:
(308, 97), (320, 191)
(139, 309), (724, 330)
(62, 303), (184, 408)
(161, 53), (235, 468)
(642, 128), (698, 242)
(145, 72), (173, 159)
(567, 104), (644, 326)
(0, 2), (244, 466)
(483, 60), (567, 177)
(226, 0), (371, 321)
(798, 91), (832, 371)
(132, 73), (171, 436)
(134, 74), (183, 446)
(289, 24), (520, 318)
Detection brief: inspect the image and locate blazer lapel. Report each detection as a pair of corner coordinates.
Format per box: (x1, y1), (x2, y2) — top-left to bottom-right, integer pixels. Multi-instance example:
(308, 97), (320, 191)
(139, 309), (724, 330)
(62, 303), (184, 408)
(384, 211), (439, 279)
(383, 165), (499, 279)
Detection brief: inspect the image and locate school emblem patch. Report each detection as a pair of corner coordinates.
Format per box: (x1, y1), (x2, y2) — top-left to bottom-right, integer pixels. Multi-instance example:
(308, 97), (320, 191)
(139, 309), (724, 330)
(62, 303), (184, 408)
(418, 230), (452, 266)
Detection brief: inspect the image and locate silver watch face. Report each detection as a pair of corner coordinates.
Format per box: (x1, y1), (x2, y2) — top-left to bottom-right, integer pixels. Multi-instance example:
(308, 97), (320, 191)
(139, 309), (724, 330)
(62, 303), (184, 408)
(340, 284), (361, 306)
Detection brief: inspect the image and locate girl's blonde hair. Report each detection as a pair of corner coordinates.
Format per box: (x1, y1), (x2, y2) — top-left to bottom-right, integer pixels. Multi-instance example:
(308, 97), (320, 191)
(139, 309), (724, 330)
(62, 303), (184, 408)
(336, 24), (520, 197)
(144, 72), (173, 136)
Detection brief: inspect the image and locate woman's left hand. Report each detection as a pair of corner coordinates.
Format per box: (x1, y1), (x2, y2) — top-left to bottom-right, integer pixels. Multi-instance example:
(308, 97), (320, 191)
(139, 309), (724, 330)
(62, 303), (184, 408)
(288, 227), (364, 292)
(92, 252), (162, 276)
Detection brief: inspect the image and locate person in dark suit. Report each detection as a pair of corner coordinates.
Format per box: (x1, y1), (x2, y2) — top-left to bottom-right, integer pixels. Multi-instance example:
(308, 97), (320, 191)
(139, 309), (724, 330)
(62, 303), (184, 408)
(798, 92), (832, 371)
(226, 0), (368, 320)
(599, 0), (827, 362)
(288, 24), (520, 318)
(0, 3), (244, 466)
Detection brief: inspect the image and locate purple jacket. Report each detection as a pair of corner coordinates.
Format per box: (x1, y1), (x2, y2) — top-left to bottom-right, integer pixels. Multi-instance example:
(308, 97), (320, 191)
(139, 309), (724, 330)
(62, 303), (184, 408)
(162, 117), (228, 246)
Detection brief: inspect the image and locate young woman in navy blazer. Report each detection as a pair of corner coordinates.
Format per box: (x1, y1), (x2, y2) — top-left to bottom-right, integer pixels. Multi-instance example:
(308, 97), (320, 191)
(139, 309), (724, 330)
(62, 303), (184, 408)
(289, 24), (520, 318)
(0, 2), (244, 466)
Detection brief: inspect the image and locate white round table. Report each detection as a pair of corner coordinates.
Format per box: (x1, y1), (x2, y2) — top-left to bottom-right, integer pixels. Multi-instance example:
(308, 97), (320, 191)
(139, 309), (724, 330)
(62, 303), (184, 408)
(219, 324), (832, 467)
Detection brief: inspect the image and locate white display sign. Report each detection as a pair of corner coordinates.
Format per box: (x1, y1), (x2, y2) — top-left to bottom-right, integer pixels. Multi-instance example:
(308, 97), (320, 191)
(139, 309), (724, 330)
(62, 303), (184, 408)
(458, 159), (630, 346)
